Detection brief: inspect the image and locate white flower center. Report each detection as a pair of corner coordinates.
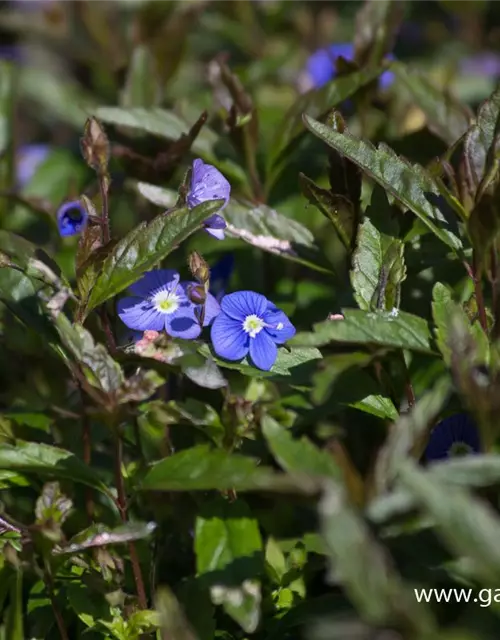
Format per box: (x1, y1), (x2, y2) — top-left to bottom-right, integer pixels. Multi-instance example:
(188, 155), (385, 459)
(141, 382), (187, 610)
(152, 289), (180, 314)
(243, 314), (265, 338)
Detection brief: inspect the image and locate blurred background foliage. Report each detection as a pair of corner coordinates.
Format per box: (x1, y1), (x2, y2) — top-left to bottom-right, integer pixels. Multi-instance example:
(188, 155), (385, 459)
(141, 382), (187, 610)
(2, 0), (500, 639)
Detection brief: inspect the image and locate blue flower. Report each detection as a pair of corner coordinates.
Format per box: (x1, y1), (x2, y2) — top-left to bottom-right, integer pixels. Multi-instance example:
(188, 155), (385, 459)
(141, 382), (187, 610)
(210, 291), (296, 371)
(57, 200), (88, 237)
(118, 270), (220, 340)
(187, 159), (231, 240)
(305, 43), (395, 91)
(210, 254), (235, 302)
(425, 413), (481, 462)
(16, 144), (50, 187)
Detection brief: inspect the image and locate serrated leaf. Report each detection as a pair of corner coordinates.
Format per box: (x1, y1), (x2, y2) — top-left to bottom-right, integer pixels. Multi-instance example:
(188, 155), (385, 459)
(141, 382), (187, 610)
(262, 415), (340, 479)
(195, 497), (262, 633)
(84, 199), (223, 314)
(292, 308), (433, 353)
(351, 214), (406, 312)
(54, 313), (124, 395)
(0, 442), (112, 497)
(55, 522), (156, 554)
(140, 445), (317, 494)
(319, 480), (435, 632)
(393, 62), (472, 145)
(463, 87), (500, 203)
(303, 114), (463, 252)
(136, 182), (330, 273)
(398, 460), (500, 584)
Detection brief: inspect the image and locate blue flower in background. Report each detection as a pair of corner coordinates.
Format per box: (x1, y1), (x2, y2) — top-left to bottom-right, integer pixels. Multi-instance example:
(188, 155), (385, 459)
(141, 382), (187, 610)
(211, 291), (296, 371)
(425, 413), (481, 462)
(16, 144), (50, 187)
(210, 254), (235, 302)
(187, 159), (231, 240)
(305, 42), (395, 91)
(118, 270), (220, 340)
(460, 52), (500, 79)
(57, 200), (88, 237)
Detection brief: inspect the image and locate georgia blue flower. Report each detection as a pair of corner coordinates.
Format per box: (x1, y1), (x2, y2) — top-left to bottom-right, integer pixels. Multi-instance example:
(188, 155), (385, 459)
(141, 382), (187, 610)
(187, 159), (231, 240)
(118, 269), (220, 340)
(304, 43), (395, 91)
(16, 144), (50, 187)
(57, 200), (88, 237)
(425, 413), (481, 462)
(210, 291), (296, 371)
(210, 254), (235, 302)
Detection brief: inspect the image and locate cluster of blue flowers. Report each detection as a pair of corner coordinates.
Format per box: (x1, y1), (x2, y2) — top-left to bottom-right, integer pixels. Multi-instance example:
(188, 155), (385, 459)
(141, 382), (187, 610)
(54, 157), (295, 371)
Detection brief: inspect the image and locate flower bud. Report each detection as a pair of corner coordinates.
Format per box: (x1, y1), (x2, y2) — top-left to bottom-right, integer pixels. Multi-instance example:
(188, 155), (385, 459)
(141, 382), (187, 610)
(80, 117), (110, 174)
(188, 251), (210, 284)
(187, 283), (206, 305)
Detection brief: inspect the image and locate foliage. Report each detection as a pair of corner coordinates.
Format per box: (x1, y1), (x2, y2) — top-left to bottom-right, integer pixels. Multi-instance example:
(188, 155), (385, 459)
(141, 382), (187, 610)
(2, 1), (500, 639)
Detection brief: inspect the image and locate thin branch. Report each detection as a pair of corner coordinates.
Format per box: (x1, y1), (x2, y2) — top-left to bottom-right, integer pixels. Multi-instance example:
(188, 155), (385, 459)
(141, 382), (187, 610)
(45, 571), (69, 640)
(113, 432), (148, 609)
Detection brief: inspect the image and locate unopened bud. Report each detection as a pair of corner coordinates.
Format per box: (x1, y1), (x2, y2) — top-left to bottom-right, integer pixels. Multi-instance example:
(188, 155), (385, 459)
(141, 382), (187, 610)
(80, 117), (110, 174)
(187, 283), (206, 305)
(188, 251), (210, 284)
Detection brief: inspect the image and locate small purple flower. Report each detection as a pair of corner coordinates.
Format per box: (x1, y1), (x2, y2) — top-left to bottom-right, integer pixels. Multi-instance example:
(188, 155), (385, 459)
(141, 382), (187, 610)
(57, 200), (88, 237)
(304, 43), (395, 91)
(16, 144), (50, 187)
(425, 413), (481, 462)
(210, 254), (235, 302)
(118, 270), (220, 340)
(460, 52), (500, 79)
(210, 291), (296, 371)
(187, 159), (231, 240)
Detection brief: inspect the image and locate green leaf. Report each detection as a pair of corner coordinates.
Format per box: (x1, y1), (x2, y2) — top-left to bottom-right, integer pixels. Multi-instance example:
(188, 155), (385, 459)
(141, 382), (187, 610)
(198, 344), (322, 382)
(54, 313), (124, 396)
(374, 376), (452, 492)
(136, 183), (330, 273)
(67, 581), (112, 630)
(121, 45), (161, 109)
(398, 460), (500, 584)
(303, 114), (463, 252)
(5, 570), (23, 640)
(393, 62), (472, 145)
(0, 442), (112, 497)
(85, 199), (223, 314)
(319, 480), (435, 633)
(463, 87), (500, 203)
(292, 308), (434, 353)
(95, 106), (246, 185)
(195, 497), (262, 633)
(262, 416), (340, 479)
(177, 579), (215, 640)
(369, 454), (500, 523)
(299, 173), (356, 250)
(55, 522), (156, 554)
(155, 587), (199, 640)
(140, 445), (317, 494)
(351, 210), (406, 312)
(268, 66), (384, 175)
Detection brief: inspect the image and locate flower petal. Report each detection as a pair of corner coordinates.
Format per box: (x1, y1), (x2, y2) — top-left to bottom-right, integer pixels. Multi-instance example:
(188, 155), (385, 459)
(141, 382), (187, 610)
(166, 313), (201, 340)
(263, 307), (296, 343)
(117, 297), (165, 331)
(249, 331), (278, 371)
(205, 214), (227, 229)
(221, 291), (268, 322)
(205, 227), (225, 240)
(129, 269), (180, 298)
(57, 200), (88, 237)
(178, 283), (220, 327)
(211, 313), (248, 361)
(188, 159), (231, 211)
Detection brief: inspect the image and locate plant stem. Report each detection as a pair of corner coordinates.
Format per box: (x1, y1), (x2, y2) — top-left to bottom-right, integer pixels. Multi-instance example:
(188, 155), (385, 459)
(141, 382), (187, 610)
(113, 431), (148, 610)
(100, 173), (111, 245)
(399, 351), (416, 411)
(100, 307), (117, 354)
(472, 252), (488, 333)
(45, 571), (69, 640)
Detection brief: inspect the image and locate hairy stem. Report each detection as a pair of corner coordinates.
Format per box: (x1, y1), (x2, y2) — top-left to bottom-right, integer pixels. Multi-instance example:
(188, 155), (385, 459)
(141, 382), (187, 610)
(113, 432), (148, 609)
